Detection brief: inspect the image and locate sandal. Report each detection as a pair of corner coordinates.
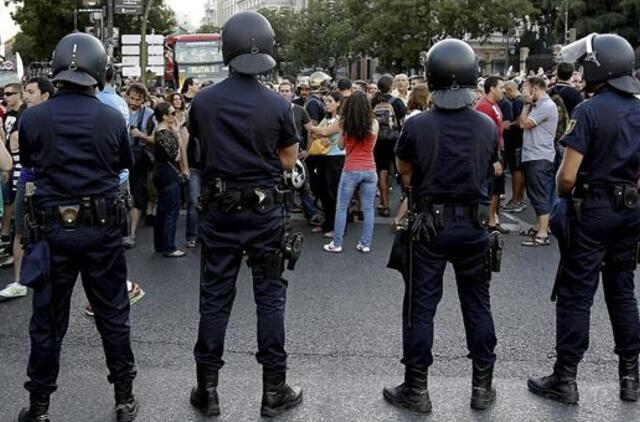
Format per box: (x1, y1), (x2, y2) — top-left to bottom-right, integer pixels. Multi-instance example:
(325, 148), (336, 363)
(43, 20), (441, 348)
(522, 236), (550, 247)
(519, 227), (537, 237)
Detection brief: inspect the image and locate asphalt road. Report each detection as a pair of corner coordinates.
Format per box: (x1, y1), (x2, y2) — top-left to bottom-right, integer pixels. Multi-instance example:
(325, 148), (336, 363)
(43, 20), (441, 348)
(1, 205), (640, 422)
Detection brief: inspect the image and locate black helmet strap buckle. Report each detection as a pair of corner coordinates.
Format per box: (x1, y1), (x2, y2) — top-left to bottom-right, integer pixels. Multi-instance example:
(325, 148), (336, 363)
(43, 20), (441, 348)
(584, 33), (601, 68)
(250, 36), (259, 55)
(68, 43), (78, 71)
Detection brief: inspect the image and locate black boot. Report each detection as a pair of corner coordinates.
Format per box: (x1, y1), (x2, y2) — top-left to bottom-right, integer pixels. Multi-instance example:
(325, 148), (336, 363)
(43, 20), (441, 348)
(470, 362), (496, 410)
(114, 382), (139, 422)
(190, 365), (220, 416)
(382, 367), (431, 414)
(260, 368), (303, 418)
(619, 354), (640, 402)
(18, 393), (50, 422)
(527, 359), (579, 405)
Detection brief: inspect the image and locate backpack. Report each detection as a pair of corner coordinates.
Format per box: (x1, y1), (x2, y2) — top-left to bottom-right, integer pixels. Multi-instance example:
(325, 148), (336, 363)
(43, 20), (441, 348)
(550, 90), (570, 143)
(373, 97), (399, 143)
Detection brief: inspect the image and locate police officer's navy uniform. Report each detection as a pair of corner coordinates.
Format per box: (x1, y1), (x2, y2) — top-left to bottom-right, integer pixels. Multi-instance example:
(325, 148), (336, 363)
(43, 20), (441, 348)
(17, 33), (138, 422)
(188, 12), (303, 418)
(528, 33), (640, 405)
(384, 39), (499, 414)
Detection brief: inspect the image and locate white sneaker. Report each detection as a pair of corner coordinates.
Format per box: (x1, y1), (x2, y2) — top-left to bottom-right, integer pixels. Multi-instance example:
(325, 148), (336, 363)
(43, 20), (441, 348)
(323, 241), (342, 253)
(356, 243), (371, 253)
(0, 282), (27, 301)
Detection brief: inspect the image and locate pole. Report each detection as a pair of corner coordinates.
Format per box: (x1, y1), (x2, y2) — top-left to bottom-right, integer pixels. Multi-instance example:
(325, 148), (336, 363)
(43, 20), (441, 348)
(140, 0), (155, 85)
(564, 0), (569, 45)
(74, 9), (78, 31)
(107, 0), (114, 57)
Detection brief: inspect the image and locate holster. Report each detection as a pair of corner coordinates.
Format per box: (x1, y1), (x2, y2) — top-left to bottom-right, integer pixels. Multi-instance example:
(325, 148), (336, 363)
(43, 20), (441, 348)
(615, 185), (640, 210)
(488, 231), (504, 273)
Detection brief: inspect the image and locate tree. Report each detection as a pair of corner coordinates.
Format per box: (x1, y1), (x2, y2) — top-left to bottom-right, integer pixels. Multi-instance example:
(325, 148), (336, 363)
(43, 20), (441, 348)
(558, 0), (640, 46)
(258, 7), (300, 73)
(196, 23), (221, 34)
(8, 0), (176, 63)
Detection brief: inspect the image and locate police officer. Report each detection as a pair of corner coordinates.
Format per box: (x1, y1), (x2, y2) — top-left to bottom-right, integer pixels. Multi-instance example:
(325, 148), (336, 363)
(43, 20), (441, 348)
(528, 33), (640, 405)
(17, 33), (137, 422)
(188, 11), (302, 418)
(384, 38), (501, 414)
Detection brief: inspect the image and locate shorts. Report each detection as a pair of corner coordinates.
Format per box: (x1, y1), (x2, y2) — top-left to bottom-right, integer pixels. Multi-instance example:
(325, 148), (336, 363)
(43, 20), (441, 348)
(492, 173), (505, 196)
(130, 166), (149, 210)
(504, 144), (523, 172)
(523, 159), (554, 216)
(374, 136), (396, 172)
(14, 179), (25, 235)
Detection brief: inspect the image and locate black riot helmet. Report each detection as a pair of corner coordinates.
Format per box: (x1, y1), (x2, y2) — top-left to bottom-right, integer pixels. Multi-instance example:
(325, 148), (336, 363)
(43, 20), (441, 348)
(222, 11), (276, 75)
(51, 32), (109, 90)
(561, 33), (640, 94)
(426, 39), (479, 109)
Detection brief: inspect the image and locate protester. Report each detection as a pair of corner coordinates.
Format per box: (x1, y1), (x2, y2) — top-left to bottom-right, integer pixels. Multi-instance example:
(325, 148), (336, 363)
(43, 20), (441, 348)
(502, 80), (526, 212)
(153, 102), (185, 257)
(309, 91), (345, 238)
(475, 76), (506, 233)
(323, 91), (378, 253)
(337, 78), (353, 98)
(166, 92), (187, 127)
(180, 77), (199, 107)
(549, 62), (583, 116)
(0, 82), (25, 259)
(278, 81), (323, 226)
(124, 83), (155, 249)
(518, 76), (558, 246)
(392, 73), (410, 105)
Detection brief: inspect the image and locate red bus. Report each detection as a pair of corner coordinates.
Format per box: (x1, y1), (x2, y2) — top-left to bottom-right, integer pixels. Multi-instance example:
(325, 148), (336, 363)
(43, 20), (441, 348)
(165, 34), (227, 89)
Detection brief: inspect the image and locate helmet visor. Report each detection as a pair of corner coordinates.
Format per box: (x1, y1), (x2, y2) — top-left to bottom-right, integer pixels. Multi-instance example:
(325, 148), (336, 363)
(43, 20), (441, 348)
(560, 33), (600, 67)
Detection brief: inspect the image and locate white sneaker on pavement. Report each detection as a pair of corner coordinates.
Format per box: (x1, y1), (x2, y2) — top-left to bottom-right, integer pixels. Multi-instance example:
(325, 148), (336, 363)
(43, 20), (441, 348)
(323, 241), (342, 253)
(0, 282), (27, 301)
(356, 243), (371, 253)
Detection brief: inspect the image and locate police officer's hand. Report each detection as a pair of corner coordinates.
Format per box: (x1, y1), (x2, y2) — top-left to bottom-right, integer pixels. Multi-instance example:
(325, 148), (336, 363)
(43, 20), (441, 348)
(493, 161), (504, 177)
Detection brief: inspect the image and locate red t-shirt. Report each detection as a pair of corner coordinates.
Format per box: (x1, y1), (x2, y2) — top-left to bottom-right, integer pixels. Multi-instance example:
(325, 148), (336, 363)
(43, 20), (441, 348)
(475, 97), (503, 150)
(343, 132), (377, 172)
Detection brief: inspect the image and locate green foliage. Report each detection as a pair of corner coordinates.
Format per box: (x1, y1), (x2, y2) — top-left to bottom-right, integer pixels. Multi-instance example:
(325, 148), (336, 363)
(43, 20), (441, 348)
(559, 0), (640, 46)
(196, 23), (221, 34)
(7, 0), (176, 63)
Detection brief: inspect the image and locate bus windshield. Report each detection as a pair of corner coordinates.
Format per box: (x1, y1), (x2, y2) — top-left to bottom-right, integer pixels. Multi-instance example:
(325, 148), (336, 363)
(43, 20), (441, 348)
(174, 41), (223, 64)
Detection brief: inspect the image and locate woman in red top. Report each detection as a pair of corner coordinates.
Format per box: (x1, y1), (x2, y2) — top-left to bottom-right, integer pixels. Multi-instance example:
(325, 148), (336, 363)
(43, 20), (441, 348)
(324, 92), (379, 253)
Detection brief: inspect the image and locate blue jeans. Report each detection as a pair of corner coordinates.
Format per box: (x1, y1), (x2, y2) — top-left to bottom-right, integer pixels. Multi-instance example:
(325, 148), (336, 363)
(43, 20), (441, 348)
(186, 169), (201, 242)
(333, 170), (378, 247)
(154, 181), (181, 254)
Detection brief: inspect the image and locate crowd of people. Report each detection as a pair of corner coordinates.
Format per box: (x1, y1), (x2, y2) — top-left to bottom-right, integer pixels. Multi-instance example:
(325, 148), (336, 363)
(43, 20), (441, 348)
(0, 60), (590, 302)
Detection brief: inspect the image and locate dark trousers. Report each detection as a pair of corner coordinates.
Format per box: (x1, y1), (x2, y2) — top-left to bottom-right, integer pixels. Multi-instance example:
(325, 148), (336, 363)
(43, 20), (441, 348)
(556, 196), (640, 363)
(298, 160), (320, 221)
(194, 205), (288, 370)
(26, 220), (135, 395)
(154, 180), (181, 254)
(313, 155), (344, 233)
(186, 169), (202, 242)
(401, 212), (497, 369)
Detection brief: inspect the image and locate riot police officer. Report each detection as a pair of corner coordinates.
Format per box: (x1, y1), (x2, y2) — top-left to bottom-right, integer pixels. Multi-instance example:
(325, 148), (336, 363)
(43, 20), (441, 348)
(188, 11), (302, 418)
(528, 33), (640, 405)
(385, 38), (501, 414)
(16, 33), (137, 422)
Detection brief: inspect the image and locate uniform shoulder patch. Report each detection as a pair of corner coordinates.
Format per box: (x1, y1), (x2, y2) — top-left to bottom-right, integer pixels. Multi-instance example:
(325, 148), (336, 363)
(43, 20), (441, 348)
(565, 119), (577, 135)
